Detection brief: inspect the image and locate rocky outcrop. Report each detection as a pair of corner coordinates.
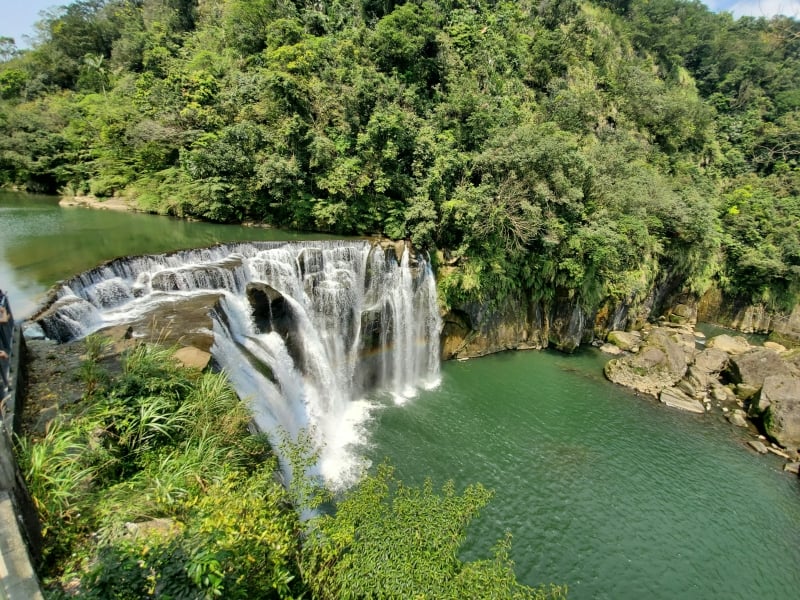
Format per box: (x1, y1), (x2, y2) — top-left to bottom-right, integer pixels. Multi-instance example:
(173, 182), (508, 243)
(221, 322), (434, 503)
(725, 348), (792, 402)
(604, 325), (800, 455)
(753, 376), (800, 450)
(603, 327), (692, 397)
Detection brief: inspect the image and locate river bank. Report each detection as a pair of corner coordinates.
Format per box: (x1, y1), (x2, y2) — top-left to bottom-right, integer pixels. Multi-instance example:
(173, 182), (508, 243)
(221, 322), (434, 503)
(58, 195), (139, 212)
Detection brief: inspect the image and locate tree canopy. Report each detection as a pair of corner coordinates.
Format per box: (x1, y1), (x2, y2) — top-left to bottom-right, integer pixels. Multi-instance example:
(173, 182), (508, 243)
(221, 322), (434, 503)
(1, 0), (799, 311)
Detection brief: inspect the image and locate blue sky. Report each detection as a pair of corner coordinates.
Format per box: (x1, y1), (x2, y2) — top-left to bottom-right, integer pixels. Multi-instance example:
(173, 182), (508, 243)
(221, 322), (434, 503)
(0, 0), (59, 47)
(1, 0), (798, 49)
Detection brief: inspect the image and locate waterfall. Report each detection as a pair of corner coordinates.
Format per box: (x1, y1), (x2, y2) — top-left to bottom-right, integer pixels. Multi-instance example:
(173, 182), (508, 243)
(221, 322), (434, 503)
(34, 241), (442, 488)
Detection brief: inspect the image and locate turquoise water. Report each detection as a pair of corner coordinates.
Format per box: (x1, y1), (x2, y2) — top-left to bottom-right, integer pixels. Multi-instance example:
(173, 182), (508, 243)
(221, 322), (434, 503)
(3, 191), (799, 599)
(368, 349), (800, 599)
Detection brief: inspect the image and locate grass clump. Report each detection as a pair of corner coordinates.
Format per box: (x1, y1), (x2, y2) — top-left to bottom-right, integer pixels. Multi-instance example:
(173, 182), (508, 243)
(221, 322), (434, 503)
(20, 341), (303, 599)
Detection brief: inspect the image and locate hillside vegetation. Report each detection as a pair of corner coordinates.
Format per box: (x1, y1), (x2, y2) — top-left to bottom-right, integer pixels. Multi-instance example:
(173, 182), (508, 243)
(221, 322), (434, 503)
(1, 0), (799, 312)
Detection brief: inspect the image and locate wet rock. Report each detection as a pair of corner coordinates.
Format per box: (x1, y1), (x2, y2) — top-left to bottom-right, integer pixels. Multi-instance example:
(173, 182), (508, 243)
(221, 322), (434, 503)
(549, 301), (589, 353)
(727, 409), (748, 428)
(659, 387), (705, 414)
(748, 440), (769, 454)
(442, 292), (547, 359)
(707, 334), (751, 355)
(784, 462), (800, 475)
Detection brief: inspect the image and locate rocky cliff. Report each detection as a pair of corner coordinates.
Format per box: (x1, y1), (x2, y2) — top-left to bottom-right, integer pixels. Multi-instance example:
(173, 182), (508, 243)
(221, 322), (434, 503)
(441, 282), (800, 360)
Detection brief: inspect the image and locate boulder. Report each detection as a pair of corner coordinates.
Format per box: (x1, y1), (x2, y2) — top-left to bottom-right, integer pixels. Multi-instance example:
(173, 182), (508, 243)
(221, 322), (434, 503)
(659, 387), (705, 414)
(173, 346), (211, 370)
(604, 328), (690, 397)
(607, 330), (642, 352)
(784, 462), (800, 475)
(755, 375), (800, 449)
(748, 440), (769, 454)
(707, 334), (751, 355)
(726, 348), (791, 390)
(693, 348), (729, 375)
(727, 409), (748, 428)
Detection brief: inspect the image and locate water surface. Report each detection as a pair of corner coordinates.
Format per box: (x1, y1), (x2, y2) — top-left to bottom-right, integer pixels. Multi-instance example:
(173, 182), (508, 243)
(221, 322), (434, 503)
(0, 191), (336, 316)
(368, 349), (800, 599)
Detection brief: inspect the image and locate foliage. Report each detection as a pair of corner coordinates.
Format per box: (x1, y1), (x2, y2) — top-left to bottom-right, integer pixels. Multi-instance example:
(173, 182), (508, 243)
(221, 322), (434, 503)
(1, 0), (799, 311)
(302, 463), (568, 600)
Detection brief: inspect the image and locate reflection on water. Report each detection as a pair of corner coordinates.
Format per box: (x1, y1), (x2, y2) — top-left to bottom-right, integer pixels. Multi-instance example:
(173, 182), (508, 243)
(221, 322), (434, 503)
(0, 191), (338, 316)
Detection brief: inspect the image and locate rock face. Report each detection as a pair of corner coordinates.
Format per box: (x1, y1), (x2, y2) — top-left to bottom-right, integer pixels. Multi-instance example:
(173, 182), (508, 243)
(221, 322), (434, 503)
(604, 327), (692, 396)
(698, 287), (800, 344)
(754, 376), (800, 450)
(604, 320), (800, 451)
(441, 291), (547, 359)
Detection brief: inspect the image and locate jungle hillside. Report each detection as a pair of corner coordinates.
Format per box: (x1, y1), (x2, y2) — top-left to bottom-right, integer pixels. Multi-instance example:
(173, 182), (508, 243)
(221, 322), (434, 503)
(1, 0), (799, 313)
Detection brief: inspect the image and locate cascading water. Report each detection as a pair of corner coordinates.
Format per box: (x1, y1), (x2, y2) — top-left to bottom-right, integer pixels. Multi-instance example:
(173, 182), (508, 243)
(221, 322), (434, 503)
(34, 241), (441, 488)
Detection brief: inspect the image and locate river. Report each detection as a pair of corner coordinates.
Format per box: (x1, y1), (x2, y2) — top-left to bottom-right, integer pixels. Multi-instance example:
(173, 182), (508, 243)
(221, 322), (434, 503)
(2, 191), (799, 599)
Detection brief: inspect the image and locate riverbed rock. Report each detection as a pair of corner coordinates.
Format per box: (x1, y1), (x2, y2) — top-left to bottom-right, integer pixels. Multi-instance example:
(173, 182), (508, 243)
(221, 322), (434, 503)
(693, 347), (729, 375)
(659, 387), (705, 413)
(753, 375), (800, 449)
(706, 334), (751, 355)
(606, 330), (642, 352)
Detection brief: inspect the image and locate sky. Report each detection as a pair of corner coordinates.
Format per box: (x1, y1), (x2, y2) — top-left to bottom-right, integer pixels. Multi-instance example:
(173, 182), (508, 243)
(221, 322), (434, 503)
(0, 0), (799, 49)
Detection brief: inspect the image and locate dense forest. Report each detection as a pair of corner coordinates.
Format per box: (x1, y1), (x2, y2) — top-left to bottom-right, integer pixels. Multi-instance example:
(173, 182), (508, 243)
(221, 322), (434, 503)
(1, 0), (799, 314)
